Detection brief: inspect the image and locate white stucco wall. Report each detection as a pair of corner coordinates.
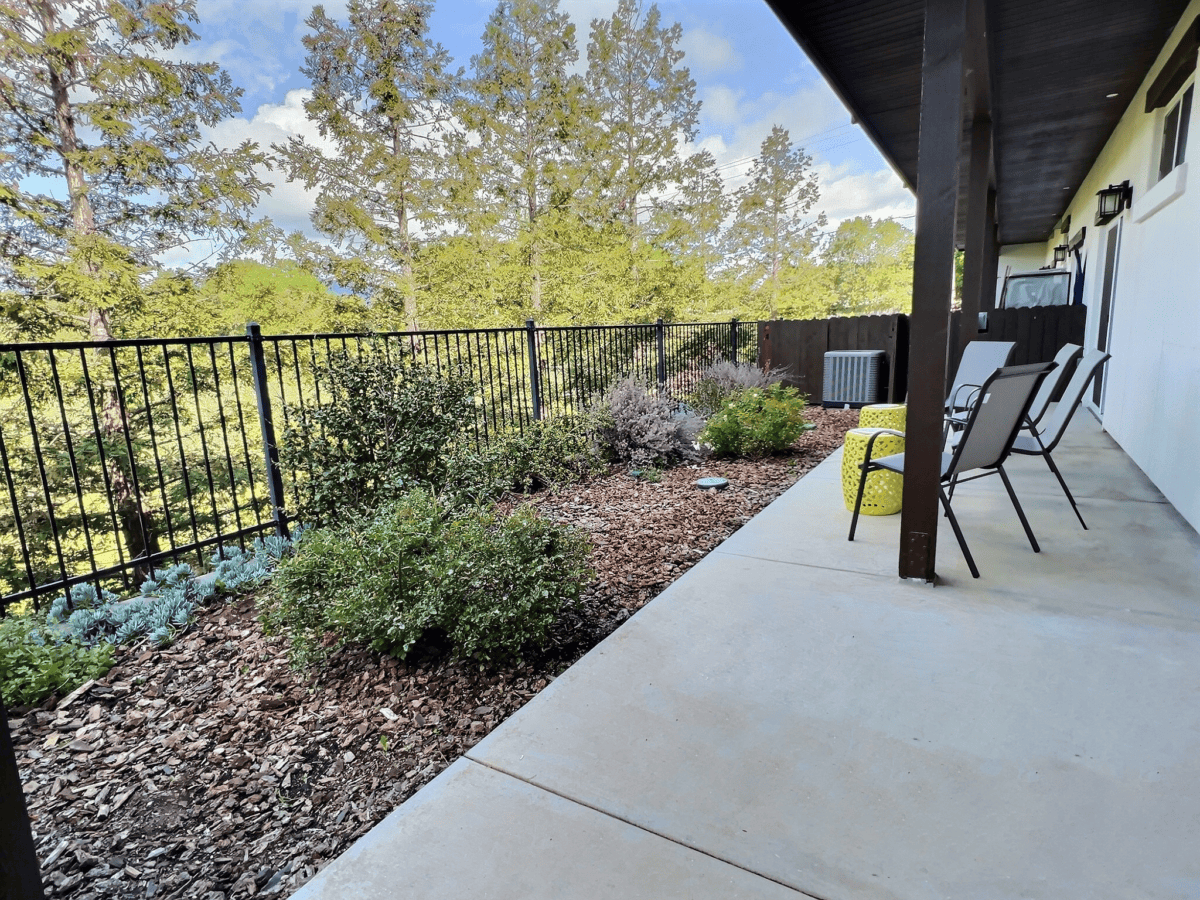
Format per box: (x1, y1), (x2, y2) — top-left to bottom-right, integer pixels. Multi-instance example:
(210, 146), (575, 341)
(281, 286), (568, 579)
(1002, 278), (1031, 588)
(997, 0), (1200, 532)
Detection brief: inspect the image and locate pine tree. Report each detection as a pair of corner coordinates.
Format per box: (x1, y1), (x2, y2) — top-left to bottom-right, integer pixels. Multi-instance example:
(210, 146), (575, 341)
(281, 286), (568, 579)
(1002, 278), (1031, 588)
(276, 0), (458, 331)
(0, 0), (268, 573)
(584, 0), (699, 234)
(725, 126), (825, 319)
(0, 0), (268, 339)
(460, 0), (584, 314)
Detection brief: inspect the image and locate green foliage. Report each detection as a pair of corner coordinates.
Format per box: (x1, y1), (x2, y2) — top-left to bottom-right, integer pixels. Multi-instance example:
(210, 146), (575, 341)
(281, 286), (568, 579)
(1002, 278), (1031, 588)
(0, 614), (114, 708)
(824, 217), (915, 315)
(724, 126), (826, 319)
(593, 377), (699, 467)
(281, 347), (478, 523)
(442, 415), (607, 508)
(264, 490), (592, 667)
(275, 0), (458, 331)
(699, 384), (811, 457)
(688, 360), (786, 417)
(0, 0), (268, 329)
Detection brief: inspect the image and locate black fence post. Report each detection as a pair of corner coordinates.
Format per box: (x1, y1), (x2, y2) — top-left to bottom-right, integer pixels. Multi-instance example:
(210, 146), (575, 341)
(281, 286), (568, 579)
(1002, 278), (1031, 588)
(525, 319), (542, 421)
(246, 324), (290, 538)
(1, 701), (45, 899)
(730, 319), (739, 364)
(655, 318), (667, 391)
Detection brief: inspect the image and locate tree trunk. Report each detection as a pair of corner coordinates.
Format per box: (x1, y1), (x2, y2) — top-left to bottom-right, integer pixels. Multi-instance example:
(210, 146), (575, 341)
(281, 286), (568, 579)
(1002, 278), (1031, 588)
(43, 0), (159, 578)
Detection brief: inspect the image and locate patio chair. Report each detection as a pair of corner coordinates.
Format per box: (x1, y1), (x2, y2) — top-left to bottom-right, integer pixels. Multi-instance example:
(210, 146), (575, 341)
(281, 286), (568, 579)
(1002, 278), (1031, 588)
(946, 340), (1016, 415)
(1008, 348), (1112, 530)
(1025, 343), (1083, 429)
(849, 361), (1056, 579)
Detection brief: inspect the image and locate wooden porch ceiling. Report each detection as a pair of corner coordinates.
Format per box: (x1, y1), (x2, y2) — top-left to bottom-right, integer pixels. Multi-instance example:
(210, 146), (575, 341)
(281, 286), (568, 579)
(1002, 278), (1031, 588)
(768, 0), (1191, 245)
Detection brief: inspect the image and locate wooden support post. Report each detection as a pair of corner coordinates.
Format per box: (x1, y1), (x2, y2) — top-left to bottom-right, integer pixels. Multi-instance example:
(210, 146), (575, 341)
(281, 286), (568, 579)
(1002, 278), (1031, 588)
(1, 702), (45, 899)
(959, 116), (993, 363)
(981, 188), (1000, 316)
(899, 0), (969, 582)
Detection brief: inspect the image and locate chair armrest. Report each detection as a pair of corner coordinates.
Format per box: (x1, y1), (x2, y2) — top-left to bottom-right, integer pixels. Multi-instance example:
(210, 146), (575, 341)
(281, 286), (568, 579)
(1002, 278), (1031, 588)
(859, 428), (906, 469)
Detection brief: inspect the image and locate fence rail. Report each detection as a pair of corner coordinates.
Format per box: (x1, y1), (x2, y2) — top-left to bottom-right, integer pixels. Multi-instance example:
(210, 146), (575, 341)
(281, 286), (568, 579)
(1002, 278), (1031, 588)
(1, 319), (754, 608)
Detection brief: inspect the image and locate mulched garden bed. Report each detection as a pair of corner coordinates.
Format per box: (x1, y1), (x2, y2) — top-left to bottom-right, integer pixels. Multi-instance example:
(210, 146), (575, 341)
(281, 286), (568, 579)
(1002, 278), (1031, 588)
(11, 406), (858, 900)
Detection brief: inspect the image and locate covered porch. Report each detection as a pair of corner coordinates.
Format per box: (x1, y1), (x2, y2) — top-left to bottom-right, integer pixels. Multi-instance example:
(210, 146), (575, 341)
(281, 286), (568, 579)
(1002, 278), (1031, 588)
(292, 411), (1200, 899)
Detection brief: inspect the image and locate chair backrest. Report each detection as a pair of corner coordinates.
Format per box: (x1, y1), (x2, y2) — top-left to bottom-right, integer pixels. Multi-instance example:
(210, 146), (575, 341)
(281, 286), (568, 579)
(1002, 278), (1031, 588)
(1032, 349), (1111, 453)
(1026, 343), (1083, 426)
(946, 341), (1017, 412)
(948, 362), (1056, 478)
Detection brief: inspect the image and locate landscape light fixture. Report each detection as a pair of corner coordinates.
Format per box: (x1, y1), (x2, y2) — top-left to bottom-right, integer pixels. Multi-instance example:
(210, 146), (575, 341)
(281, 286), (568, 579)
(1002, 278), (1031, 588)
(1095, 181), (1133, 225)
(1053, 244), (1069, 265)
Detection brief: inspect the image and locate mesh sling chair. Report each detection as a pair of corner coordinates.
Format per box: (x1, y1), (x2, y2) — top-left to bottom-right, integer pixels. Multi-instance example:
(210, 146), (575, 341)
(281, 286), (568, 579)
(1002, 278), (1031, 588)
(1008, 348), (1112, 529)
(946, 340), (1016, 415)
(849, 362), (1056, 579)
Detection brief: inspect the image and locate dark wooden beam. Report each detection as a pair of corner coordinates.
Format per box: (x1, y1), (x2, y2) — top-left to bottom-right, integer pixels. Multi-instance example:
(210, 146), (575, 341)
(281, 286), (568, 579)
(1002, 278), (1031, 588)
(898, 0), (969, 582)
(1, 703), (45, 900)
(959, 116), (993, 363)
(981, 187), (999, 315)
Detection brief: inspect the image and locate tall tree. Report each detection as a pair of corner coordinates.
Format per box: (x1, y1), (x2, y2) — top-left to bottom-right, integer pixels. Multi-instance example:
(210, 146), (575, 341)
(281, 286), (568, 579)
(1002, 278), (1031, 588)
(823, 216), (914, 314)
(0, 0), (267, 574)
(460, 0), (583, 313)
(724, 126), (824, 319)
(277, 0), (458, 331)
(0, 0), (268, 339)
(584, 0), (699, 234)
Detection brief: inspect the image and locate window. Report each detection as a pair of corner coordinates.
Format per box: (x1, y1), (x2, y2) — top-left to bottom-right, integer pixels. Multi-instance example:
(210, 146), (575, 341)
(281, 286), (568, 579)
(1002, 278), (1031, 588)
(1158, 83), (1193, 181)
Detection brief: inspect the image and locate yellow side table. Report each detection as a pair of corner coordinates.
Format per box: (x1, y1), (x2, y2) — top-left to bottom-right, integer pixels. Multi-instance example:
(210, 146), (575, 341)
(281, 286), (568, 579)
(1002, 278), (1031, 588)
(859, 403), (907, 431)
(841, 427), (905, 515)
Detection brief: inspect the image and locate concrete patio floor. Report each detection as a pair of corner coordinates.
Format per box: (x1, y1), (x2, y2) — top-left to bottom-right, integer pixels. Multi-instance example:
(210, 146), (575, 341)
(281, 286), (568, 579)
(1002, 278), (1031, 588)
(292, 411), (1200, 900)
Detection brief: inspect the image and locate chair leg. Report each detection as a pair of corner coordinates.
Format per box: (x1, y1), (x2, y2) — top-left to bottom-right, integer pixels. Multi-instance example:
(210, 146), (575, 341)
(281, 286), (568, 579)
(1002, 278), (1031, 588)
(938, 487), (980, 578)
(998, 465), (1040, 553)
(847, 462), (873, 542)
(1041, 451), (1088, 529)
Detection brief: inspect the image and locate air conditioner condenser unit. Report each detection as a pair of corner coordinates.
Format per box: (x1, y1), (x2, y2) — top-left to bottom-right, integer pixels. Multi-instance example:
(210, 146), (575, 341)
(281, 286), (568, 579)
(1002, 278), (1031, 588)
(822, 350), (884, 408)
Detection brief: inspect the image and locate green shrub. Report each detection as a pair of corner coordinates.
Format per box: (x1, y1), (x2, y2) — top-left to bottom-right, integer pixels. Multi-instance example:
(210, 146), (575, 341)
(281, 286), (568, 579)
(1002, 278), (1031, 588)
(688, 360), (786, 417)
(699, 384), (811, 457)
(263, 490), (592, 667)
(0, 614), (114, 708)
(592, 378), (699, 467)
(440, 416), (607, 509)
(282, 347), (478, 523)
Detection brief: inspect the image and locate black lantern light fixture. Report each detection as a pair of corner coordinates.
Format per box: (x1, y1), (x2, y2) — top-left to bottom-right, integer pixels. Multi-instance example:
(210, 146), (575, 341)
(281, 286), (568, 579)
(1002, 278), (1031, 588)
(1053, 244), (1069, 265)
(1095, 181), (1133, 225)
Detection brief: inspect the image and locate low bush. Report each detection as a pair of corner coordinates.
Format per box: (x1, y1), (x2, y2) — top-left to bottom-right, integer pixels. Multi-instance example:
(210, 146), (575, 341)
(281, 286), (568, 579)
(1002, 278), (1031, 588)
(282, 347), (478, 523)
(264, 490), (592, 667)
(592, 378), (698, 467)
(688, 360), (787, 417)
(0, 614), (114, 708)
(440, 415), (607, 509)
(699, 384), (811, 457)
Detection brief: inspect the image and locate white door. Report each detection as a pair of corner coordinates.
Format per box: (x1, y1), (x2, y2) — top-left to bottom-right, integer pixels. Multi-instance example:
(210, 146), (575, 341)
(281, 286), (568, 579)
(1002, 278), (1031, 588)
(1086, 219), (1121, 417)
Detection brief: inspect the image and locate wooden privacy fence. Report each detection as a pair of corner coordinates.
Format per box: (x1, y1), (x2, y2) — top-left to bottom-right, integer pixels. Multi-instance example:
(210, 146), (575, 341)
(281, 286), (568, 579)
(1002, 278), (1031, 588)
(758, 305), (1088, 405)
(757, 314), (909, 403)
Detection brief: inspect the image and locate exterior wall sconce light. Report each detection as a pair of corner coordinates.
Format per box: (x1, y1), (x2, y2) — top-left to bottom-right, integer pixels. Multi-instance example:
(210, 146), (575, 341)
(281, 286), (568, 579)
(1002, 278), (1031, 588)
(1095, 181), (1133, 225)
(1053, 244), (1069, 265)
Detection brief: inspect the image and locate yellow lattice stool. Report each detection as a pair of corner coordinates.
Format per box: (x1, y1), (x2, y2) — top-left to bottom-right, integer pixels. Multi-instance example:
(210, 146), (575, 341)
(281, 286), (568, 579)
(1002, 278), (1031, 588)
(841, 427), (905, 515)
(859, 403), (907, 431)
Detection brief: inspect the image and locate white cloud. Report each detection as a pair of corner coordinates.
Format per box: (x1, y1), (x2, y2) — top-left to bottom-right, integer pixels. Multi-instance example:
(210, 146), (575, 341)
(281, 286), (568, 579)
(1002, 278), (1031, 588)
(814, 163), (915, 229)
(204, 90), (334, 237)
(679, 27), (740, 74)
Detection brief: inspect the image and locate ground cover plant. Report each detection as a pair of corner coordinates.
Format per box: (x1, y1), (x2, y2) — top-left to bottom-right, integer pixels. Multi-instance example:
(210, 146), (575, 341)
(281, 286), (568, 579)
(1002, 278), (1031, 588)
(0, 535), (297, 710)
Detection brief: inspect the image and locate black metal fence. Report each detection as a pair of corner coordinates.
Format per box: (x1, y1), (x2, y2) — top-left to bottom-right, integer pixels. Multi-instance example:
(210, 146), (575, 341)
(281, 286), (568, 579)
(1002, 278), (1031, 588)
(0, 318), (754, 609)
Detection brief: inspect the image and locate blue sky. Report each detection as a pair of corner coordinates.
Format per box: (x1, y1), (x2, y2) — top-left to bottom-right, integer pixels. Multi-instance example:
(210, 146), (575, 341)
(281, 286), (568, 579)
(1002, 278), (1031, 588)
(192, 0), (915, 241)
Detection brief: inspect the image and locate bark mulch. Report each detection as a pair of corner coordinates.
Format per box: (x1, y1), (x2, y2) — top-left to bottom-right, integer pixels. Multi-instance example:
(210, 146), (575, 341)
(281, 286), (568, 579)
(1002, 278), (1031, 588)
(11, 406), (858, 900)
